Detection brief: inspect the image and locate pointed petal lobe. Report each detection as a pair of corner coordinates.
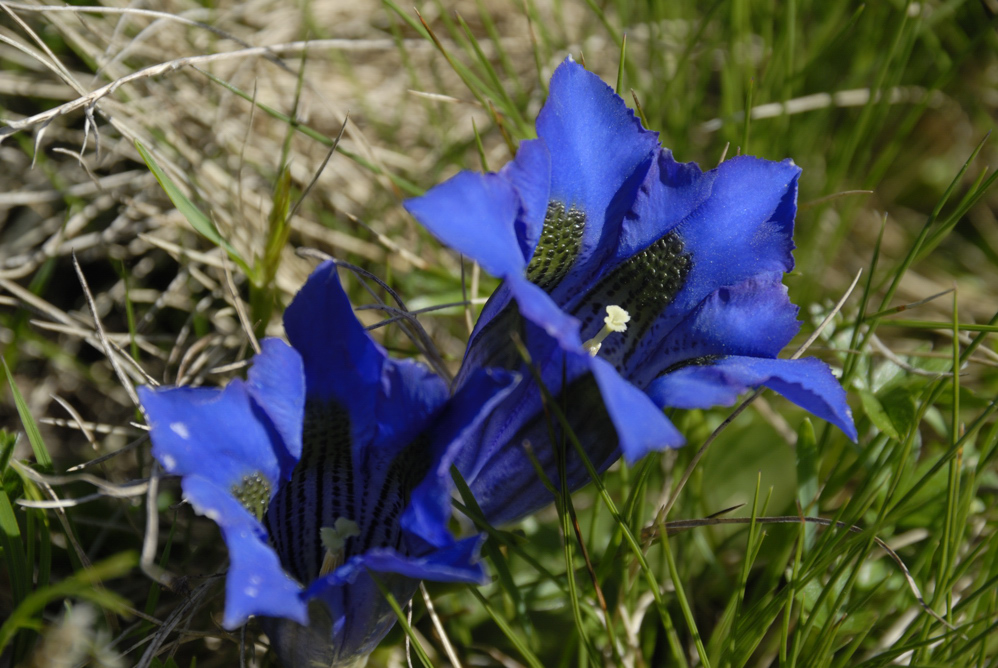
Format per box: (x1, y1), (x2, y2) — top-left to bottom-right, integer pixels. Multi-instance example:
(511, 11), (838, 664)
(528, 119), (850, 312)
(284, 260), (384, 404)
(590, 357), (684, 463)
(246, 338), (305, 472)
(537, 59), (659, 268)
(405, 171), (527, 278)
(140, 381), (284, 491)
(647, 356), (857, 440)
(181, 477), (306, 628)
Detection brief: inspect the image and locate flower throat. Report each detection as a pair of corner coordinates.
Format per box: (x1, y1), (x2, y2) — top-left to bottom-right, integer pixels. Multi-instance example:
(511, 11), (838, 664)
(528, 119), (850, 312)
(263, 402), (432, 584)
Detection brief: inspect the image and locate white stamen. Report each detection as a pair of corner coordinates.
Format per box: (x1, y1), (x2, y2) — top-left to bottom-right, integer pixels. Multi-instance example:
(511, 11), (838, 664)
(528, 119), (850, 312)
(583, 305), (631, 356)
(319, 517), (360, 576)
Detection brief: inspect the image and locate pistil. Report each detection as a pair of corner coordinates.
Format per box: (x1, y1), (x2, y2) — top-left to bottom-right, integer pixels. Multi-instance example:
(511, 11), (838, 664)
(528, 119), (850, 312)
(319, 517), (361, 576)
(583, 305), (631, 356)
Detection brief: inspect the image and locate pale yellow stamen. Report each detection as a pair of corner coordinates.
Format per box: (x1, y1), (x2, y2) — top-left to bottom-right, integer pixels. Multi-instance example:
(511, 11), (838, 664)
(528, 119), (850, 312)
(583, 305), (631, 356)
(319, 517), (360, 576)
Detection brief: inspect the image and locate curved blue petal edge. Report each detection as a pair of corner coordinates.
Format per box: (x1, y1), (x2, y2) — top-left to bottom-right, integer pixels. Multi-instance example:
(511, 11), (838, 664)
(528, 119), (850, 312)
(590, 357), (684, 463)
(180, 477), (307, 628)
(139, 380), (289, 492)
(403, 367), (519, 548)
(538, 58), (659, 267)
(246, 338), (305, 475)
(404, 170), (527, 278)
(667, 155), (800, 316)
(311, 536), (488, 592)
(506, 274), (582, 351)
(372, 356), (449, 459)
(501, 139), (552, 257)
(647, 356), (857, 441)
(284, 260), (385, 405)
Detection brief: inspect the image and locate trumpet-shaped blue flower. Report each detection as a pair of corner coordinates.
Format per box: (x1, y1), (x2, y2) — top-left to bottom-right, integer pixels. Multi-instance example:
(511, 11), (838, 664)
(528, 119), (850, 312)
(405, 58), (857, 525)
(139, 261), (515, 667)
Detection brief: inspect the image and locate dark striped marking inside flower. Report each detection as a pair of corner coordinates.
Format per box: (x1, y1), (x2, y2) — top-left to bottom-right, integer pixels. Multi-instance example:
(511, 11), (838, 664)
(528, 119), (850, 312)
(526, 202), (586, 292)
(266, 401), (354, 584)
(232, 472), (271, 522)
(357, 434), (432, 554)
(572, 231), (691, 367)
(264, 401), (434, 585)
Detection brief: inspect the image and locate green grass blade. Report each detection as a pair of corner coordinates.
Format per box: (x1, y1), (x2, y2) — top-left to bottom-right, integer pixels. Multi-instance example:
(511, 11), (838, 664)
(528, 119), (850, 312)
(661, 524), (711, 667)
(370, 573), (433, 668)
(451, 468), (537, 643)
(134, 141), (252, 277)
(0, 485), (28, 606)
(468, 588), (545, 668)
(3, 358), (52, 471)
(0, 551), (136, 654)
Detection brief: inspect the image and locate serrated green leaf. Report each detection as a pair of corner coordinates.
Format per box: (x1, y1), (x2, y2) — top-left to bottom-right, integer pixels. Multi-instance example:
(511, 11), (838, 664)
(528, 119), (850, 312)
(134, 141), (252, 277)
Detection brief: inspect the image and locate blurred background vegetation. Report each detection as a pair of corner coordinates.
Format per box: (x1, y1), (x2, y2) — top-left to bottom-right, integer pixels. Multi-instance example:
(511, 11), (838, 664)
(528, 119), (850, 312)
(1, 0), (997, 666)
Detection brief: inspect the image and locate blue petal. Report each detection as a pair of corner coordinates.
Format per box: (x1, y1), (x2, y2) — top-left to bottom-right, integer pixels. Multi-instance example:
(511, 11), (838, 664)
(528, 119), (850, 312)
(507, 274), (583, 351)
(537, 59), (659, 272)
(284, 260), (384, 405)
(626, 274), (802, 385)
(314, 537), (488, 588)
(246, 338), (305, 473)
(454, 282), (521, 383)
(455, 347), (668, 524)
(402, 367), (518, 547)
(357, 537), (487, 583)
(371, 357), (449, 460)
(500, 139), (552, 259)
(590, 357), (684, 463)
(287, 540), (486, 664)
(663, 154), (800, 316)
(646, 356), (857, 441)
(613, 150), (713, 264)
(181, 477), (306, 628)
(140, 380), (285, 491)
(404, 171), (528, 278)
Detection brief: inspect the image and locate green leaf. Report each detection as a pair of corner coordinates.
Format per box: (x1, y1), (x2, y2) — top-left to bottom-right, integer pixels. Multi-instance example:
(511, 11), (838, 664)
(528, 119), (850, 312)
(134, 141), (252, 276)
(878, 385), (917, 438)
(262, 166), (294, 285)
(0, 430), (15, 474)
(2, 359), (52, 471)
(0, 485), (28, 606)
(0, 552), (137, 654)
(796, 418), (819, 509)
(858, 389), (900, 440)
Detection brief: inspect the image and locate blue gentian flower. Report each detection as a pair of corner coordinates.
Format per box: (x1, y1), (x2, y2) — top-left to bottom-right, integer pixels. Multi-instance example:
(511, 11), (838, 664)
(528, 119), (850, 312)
(139, 261), (515, 667)
(405, 58), (857, 525)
